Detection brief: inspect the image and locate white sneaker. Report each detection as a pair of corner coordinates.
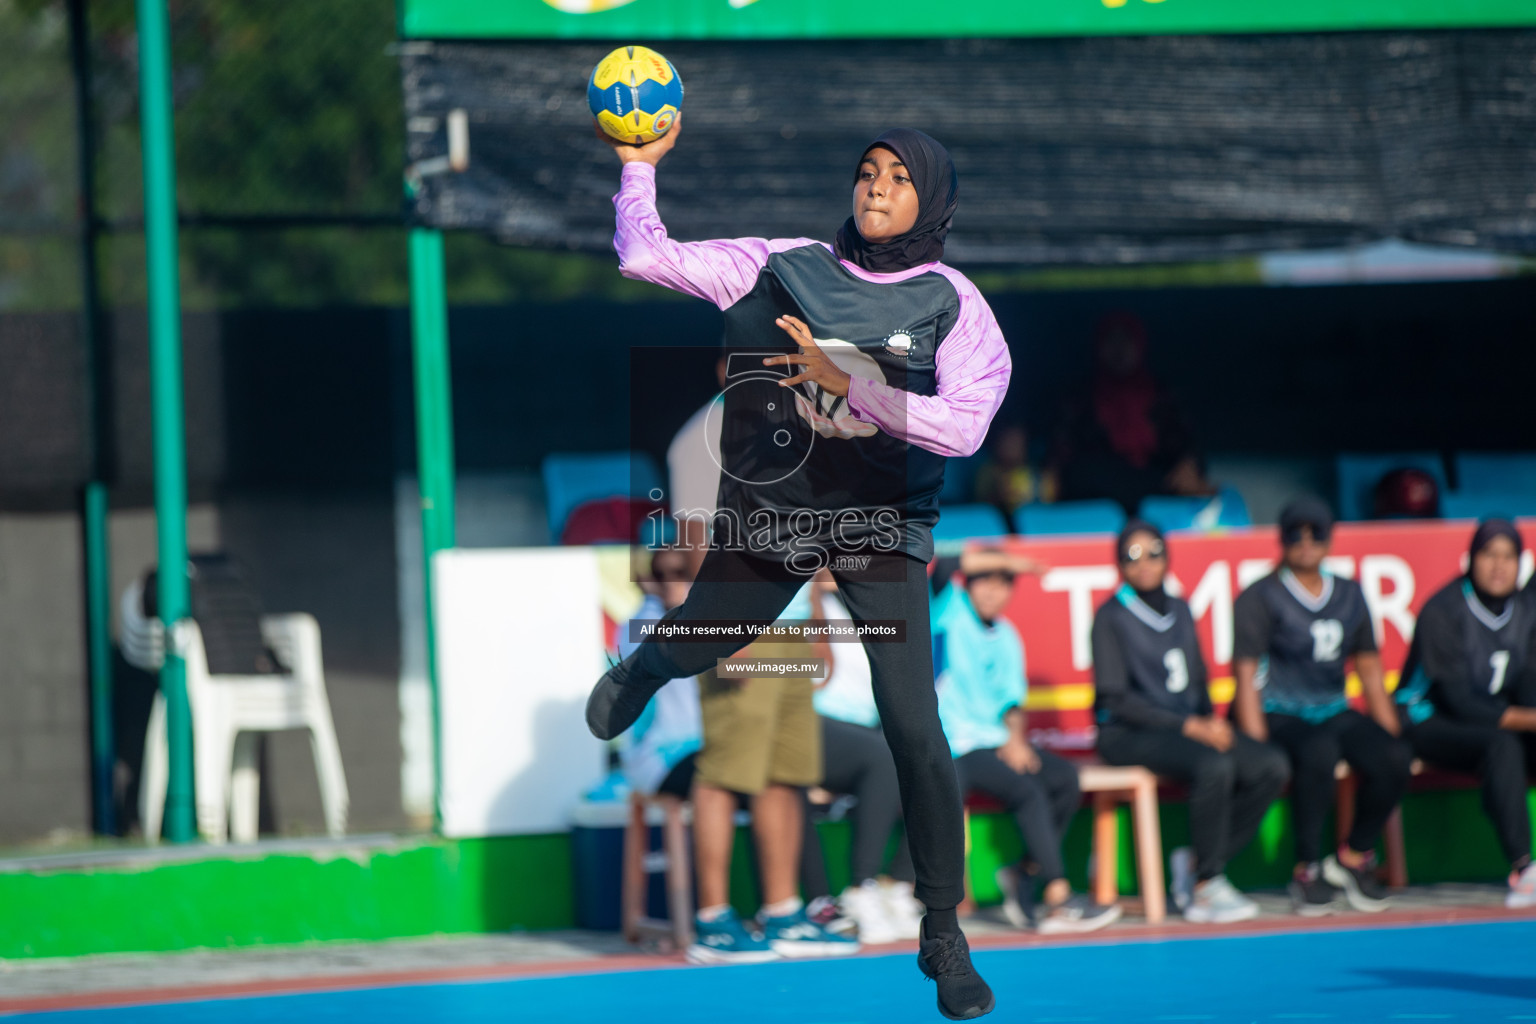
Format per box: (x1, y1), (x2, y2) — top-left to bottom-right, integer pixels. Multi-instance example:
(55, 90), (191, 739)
(1184, 875), (1260, 925)
(1322, 853), (1390, 913)
(993, 865), (1033, 929)
(878, 878), (925, 940)
(1169, 847), (1197, 913)
(1508, 863), (1536, 909)
(840, 879), (901, 945)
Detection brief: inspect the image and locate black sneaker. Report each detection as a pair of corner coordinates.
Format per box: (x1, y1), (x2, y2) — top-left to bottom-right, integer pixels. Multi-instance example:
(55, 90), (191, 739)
(917, 920), (995, 1020)
(1036, 894), (1123, 935)
(1322, 853), (1391, 912)
(584, 651), (665, 740)
(1288, 862), (1343, 917)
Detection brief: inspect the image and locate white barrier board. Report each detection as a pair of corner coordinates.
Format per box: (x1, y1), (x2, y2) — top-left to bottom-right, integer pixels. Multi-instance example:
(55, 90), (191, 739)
(434, 547), (607, 837)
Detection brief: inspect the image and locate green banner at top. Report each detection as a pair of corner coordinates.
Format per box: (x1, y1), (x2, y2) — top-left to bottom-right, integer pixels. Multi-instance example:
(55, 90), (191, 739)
(400, 0), (1536, 39)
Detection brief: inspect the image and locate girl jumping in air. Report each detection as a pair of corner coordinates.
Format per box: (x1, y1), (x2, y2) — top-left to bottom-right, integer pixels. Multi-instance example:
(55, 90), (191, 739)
(585, 117), (1010, 1020)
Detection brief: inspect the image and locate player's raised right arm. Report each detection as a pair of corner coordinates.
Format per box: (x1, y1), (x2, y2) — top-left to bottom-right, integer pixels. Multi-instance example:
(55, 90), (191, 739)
(603, 116), (803, 309)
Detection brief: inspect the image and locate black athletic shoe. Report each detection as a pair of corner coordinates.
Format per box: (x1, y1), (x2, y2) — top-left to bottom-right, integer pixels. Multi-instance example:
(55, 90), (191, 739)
(584, 651), (665, 740)
(1288, 862), (1343, 917)
(1322, 853), (1391, 912)
(917, 920), (995, 1020)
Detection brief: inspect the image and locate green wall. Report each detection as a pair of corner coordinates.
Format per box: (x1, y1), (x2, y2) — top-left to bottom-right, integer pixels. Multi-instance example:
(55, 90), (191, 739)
(964, 787), (1535, 904)
(0, 834), (571, 960)
(4, 785), (1529, 959)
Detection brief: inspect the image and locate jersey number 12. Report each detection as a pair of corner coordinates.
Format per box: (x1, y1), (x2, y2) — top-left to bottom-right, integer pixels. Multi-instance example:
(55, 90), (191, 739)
(1310, 620), (1344, 663)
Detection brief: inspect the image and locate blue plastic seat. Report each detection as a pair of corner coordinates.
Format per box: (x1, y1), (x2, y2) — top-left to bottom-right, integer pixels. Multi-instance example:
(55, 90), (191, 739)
(541, 451), (664, 540)
(1016, 500), (1125, 537)
(1454, 453), (1536, 497)
(1138, 488), (1252, 533)
(1440, 492), (1536, 521)
(939, 453), (987, 505)
(1335, 453), (1447, 521)
(931, 504), (1012, 551)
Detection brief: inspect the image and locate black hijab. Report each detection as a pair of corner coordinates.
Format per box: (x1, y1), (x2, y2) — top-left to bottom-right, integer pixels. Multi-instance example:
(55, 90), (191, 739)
(1117, 518), (1170, 615)
(1468, 518), (1522, 614)
(834, 128), (958, 274)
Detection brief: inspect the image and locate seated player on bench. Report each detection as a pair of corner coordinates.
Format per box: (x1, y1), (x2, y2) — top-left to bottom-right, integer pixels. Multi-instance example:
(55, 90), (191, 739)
(1395, 519), (1536, 908)
(1232, 498), (1413, 916)
(1094, 520), (1289, 923)
(932, 548), (1120, 934)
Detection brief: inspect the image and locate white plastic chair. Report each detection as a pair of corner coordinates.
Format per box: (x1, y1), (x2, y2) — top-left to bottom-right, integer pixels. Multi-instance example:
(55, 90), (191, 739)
(139, 613), (349, 844)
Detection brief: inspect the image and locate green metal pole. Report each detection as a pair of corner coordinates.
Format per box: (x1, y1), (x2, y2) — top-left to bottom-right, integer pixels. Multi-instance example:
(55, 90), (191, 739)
(69, 0), (116, 837)
(84, 483), (115, 833)
(409, 228), (455, 830)
(136, 0), (194, 843)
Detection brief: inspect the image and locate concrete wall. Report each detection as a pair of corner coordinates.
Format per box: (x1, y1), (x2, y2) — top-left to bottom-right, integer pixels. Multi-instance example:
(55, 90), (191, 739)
(0, 503), (220, 846)
(219, 489), (405, 835)
(0, 307), (406, 846)
(0, 491), (409, 847)
(0, 510), (89, 844)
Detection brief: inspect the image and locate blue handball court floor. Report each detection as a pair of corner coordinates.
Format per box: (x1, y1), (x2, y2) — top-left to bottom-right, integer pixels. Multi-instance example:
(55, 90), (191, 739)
(9, 918), (1536, 1024)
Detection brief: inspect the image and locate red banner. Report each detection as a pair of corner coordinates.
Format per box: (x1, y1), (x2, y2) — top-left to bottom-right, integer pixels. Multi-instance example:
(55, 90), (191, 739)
(992, 521), (1536, 748)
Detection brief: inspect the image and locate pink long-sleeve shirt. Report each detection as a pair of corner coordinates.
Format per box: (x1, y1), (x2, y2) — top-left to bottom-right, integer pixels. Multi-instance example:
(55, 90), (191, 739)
(613, 162), (1011, 460)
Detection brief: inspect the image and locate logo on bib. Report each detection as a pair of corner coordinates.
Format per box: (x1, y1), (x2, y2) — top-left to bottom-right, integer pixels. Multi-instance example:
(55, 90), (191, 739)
(884, 331), (914, 358)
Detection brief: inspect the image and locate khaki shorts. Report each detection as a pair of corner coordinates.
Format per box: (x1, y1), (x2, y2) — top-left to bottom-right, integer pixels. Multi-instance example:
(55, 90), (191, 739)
(694, 640), (822, 795)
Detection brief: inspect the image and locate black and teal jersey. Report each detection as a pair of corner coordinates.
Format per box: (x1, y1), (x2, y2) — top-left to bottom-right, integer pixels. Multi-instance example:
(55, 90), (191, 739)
(1092, 585), (1211, 730)
(1233, 569), (1376, 722)
(613, 162), (1011, 573)
(1396, 579), (1534, 726)
(717, 244), (958, 563)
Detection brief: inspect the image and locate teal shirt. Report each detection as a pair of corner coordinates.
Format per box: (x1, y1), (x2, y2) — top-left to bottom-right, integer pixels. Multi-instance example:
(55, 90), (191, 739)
(932, 583), (1027, 758)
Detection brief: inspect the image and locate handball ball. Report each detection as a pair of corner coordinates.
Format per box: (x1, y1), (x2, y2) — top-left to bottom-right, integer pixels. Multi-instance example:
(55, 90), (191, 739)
(588, 45), (683, 144)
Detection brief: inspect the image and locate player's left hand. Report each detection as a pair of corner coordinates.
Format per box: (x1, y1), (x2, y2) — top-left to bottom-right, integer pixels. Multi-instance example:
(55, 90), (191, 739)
(767, 315), (852, 397)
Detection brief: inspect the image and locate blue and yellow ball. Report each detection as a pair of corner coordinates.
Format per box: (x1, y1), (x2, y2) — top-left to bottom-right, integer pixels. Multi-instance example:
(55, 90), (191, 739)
(588, 45), (683, 145)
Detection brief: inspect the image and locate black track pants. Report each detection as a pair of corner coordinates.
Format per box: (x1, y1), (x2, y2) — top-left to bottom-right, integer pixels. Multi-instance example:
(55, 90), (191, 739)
(954, 746), (1080, 884)
(1098, 724), (1290, 880)
(1267, 710), (1412, 864)
(634, 546), (964, 910)
(819, 715), (914, 884)
(1405, 715), (1535, 867)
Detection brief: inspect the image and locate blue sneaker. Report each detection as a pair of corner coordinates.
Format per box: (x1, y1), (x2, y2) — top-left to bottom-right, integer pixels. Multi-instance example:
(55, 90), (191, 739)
(759, 906), (862, 959)
(686, 909), (781, 965)
(582, 768), (629, 802)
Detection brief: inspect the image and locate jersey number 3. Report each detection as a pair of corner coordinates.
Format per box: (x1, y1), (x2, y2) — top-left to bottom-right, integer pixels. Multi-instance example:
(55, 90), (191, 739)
(1164, 649), (1189, 693)
(1310, 619), (1344, 663)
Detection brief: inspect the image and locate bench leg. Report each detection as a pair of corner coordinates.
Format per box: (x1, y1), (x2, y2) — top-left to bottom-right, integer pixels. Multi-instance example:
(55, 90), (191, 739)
(1131, 782), (1166, 924)
(621, 796), (647, 945)
(1335, 773), (1358, 855)
(1383, 807), (1407, 888)
(958, 808), (976, 917)
(662, 797), (695, 950)
(1092, 793), (1119, 907)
